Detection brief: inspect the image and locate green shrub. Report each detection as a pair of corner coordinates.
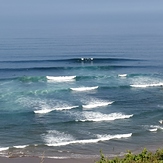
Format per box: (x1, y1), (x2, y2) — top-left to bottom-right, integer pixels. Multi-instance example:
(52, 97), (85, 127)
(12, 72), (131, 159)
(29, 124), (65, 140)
(96, 148), (163, 163)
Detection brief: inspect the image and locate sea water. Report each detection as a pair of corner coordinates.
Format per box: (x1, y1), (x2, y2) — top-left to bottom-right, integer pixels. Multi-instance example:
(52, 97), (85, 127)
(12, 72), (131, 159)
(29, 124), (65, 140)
(0, 35), (163, 158)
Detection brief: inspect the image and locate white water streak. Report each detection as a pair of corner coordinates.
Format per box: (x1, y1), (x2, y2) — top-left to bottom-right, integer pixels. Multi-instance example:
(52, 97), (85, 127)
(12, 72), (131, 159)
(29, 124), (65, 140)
(34, 105), (78, 114)
(77, 112), (133, 122)
(46, 133), (132, 147)
(82, 101), (113, 109)
(118, 74), (127, 77)
(131, 83), (163, 88)
(13, 145), (28, 148)
(70, 86), (98, 91)
(46, 76), (76, 82)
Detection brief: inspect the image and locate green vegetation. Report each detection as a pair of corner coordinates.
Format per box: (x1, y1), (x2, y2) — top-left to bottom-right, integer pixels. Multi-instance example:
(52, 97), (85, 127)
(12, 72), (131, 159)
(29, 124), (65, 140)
(96, 148), (163, 163)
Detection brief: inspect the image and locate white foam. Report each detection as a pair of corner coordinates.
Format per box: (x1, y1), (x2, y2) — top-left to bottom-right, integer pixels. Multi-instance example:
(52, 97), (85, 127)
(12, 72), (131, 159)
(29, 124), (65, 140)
(46, 133), (132, 147)
(34, 109), (52, 114)
(0, 147), (9, 151)
(55, 106), (78, 111)
(131, 83), (163, 88)
(130, 84), (148, 88)
(13, 145), (28, 149)
(159, 120), (163, 124)
(118, 74), (127, 77)
(46, 76), (76, 82)
(34, 105), (78, 114)
(150, 125), (163, 130)
(82, 101), (113, 109)
(76, 112), (133, 122)
(70, 86), (98, 91)
(47, 156), (70, 159)
(149, 128), (157, 132)
(43, 130), (75, 147)
(97, 133), (132, 140)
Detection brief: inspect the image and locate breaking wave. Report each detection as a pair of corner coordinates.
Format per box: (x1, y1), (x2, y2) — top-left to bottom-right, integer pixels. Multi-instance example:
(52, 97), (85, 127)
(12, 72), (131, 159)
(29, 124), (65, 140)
(43, 130), (132, 147)
(76, 112), (133, 122)
(46, 76), (76, 82)
(70, 86), (98, 91)
(130, 83), (163, 88)
(34, 105), (78, 114)
(82, 101), (113, 109)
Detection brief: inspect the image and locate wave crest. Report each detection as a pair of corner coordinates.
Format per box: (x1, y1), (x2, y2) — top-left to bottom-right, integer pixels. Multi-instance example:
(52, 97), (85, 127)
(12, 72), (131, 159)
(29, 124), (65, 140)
(76, 112), (133, 122)
(45, 131), (132, 147)
(70, 86), (98, 91)
(82, 101), (113, 109)
(34, 105), (78, 114)
(131, 83), (163, 88)
(46, 76), (76, 82)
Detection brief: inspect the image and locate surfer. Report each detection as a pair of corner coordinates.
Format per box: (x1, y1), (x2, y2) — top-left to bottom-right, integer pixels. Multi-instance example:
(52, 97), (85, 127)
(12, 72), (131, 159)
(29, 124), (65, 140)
(80, 58), (94, 61)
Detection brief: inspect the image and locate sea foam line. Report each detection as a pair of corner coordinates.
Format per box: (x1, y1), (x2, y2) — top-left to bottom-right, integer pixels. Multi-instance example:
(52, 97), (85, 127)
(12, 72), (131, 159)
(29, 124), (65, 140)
(130, 83), (163, 88)
(13, 145), (28, 149)
(149, 128), (157, 132)
(46, 133), (132, 147)
(34, 105), (78, 114)
(0, 147), (9, 151)
(76, 112), (133, 122)
(82, 101), (114, 109)
(70, 86), (98, 91)
(150, 125), (163, 130)
(118, 74), (127, 77)
(145, 124), (163, 132)
(46, 76), (76, 82)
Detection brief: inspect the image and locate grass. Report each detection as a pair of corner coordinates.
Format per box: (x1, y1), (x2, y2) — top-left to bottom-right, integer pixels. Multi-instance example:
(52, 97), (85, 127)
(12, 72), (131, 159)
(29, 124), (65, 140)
(96, 148), (163, 163)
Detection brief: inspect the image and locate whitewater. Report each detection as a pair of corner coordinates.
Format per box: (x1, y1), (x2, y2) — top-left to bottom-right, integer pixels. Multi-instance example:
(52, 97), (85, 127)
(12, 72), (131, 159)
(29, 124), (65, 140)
(0, 35), (163, 159)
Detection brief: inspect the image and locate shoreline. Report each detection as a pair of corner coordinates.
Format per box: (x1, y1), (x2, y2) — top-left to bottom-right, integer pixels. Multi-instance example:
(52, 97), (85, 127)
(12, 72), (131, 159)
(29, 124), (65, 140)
(0, 156), (98, 163)
(1, 145), (163, 163)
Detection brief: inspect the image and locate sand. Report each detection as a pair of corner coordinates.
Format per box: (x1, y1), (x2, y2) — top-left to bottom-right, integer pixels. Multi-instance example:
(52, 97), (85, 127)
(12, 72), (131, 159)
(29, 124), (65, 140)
(0, 156), (98, 163)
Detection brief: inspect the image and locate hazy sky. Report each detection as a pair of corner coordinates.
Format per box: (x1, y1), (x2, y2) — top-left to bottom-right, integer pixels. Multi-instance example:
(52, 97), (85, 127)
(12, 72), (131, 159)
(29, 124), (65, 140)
(1, 0), (163, 37)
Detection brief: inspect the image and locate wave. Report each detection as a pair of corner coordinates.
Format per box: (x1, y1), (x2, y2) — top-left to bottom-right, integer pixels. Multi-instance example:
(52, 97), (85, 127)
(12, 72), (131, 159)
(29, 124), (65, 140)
(0, 57), (139, 64)
(79, 57), (138, 63)
(46, 133), (132, 147)
(149, 128), (157, 132)
(150, 125), (163, 130)
(0, 144), (34, 152)
(46, 76), (76, 82)
(144, 125), (163, 132)
(13, 145), (28, 149)
(82, 101), (113, 109)
(18, 76), (45, 83)
(76, 112), (133, 122)
(0, 65), (143, 74)
(0, 72), (153, 83)
(130, 83), (163, 88)
(0, 147), (9, 151)
(34, 105), (78, 114)
(42, 130), (75, 147)
(70, 86), (98, 92)
(118, 74), (127, 77)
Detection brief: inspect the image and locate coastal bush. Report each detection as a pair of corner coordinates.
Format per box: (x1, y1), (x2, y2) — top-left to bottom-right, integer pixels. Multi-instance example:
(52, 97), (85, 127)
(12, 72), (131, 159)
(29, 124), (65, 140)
(96, 148), (163, 163)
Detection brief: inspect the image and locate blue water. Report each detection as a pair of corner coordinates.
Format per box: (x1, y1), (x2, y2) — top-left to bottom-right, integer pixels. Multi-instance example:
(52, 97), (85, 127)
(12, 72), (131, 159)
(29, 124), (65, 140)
(0, 35), (163, 158)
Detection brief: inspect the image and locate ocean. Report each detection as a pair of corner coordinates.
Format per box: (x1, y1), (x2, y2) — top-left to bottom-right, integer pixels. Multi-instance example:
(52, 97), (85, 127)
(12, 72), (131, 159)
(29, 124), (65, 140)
(0, 34), (163, 159)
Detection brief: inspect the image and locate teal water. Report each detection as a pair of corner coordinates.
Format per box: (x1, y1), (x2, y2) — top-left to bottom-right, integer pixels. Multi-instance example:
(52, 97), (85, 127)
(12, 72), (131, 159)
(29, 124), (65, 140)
(0, 35), (163, 158)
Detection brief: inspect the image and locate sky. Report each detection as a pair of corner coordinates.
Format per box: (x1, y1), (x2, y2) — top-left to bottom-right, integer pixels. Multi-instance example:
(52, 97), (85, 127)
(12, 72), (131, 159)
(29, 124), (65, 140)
(0, 0), (163, 37)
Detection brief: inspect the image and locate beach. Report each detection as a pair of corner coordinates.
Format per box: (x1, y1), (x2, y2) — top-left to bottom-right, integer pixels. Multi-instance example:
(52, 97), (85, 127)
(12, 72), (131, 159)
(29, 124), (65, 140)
(0, 157), (97, 163)
(1, 0), (163, 160)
